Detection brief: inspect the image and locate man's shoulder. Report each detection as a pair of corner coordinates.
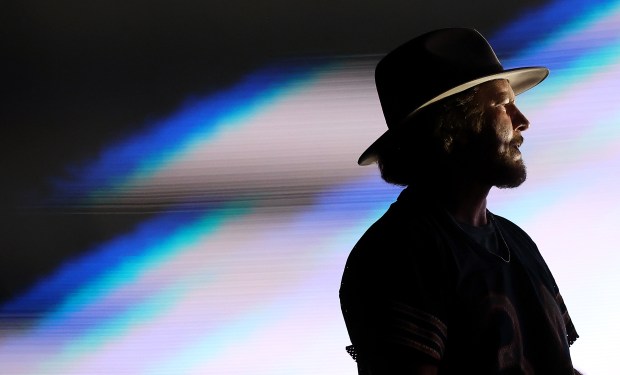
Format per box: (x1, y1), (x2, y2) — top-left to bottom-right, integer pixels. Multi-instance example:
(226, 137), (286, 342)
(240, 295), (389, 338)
(490, 212), (555, 275)
(362, 197), (439, 238)
(348, 196), (448, 266)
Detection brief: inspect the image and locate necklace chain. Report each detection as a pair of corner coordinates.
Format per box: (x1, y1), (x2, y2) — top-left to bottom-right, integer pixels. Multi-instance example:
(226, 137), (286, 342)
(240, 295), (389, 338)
(488, 213), (511, 263)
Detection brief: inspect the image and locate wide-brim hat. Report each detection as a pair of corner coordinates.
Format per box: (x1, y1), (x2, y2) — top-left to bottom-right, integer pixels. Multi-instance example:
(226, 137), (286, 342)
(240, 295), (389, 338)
(358, 28), (549, 166)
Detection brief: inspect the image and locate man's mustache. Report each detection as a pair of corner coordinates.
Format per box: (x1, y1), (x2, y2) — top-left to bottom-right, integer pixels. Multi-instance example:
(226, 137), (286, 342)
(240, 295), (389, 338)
(511, 135), (524, 148)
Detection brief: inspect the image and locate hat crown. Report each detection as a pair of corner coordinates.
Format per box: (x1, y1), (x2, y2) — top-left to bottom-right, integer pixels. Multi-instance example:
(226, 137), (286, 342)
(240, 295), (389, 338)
(376, 28), (504, 128)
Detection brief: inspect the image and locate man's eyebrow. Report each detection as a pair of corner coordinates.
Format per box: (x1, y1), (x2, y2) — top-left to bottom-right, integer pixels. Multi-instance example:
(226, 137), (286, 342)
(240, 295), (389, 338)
(494, 91), (515, 101)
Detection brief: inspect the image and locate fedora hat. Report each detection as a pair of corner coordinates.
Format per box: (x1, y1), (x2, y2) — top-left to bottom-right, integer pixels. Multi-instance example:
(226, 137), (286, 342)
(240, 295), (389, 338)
(358, 28), (549, 166)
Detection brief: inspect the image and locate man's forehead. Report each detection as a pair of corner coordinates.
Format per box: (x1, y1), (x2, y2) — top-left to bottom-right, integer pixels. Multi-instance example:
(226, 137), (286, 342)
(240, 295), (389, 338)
(476, 79), (515, 99)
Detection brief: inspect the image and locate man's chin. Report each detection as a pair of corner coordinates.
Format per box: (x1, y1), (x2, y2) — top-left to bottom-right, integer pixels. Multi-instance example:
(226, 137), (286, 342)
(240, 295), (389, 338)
(489, 160), (527, 189)
(495, 168), (527, 189)
(495, 176), (526, 189)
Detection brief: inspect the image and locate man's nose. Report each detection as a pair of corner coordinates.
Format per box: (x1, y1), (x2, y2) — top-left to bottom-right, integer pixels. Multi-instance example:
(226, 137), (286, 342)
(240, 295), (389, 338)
(512, 106), (530, 131)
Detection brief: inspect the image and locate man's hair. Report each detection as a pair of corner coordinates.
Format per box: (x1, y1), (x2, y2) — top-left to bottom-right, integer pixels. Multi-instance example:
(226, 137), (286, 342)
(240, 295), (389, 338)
(376, 86), (482, 186)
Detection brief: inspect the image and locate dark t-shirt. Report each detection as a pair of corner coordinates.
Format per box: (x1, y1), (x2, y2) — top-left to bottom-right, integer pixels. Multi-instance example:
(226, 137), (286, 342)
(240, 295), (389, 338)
(340, 188), (578, 374)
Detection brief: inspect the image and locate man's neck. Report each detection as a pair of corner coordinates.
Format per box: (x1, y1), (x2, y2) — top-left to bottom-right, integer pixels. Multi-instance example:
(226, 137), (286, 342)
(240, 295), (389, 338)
(442, 180), (491, 227)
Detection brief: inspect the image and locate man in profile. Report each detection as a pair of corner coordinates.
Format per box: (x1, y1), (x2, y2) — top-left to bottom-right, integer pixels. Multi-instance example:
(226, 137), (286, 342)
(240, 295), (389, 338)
(339, 28), (580, 374)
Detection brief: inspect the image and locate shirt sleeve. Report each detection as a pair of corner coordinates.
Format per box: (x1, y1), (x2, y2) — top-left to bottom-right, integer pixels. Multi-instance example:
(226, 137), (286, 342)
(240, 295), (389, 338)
(340, 213), (455, 368)
(555, 292), (579, 346)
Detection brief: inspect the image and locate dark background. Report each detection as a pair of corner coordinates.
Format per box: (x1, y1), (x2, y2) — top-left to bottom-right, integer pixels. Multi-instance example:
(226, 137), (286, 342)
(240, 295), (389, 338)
(2, 0), (549, 303)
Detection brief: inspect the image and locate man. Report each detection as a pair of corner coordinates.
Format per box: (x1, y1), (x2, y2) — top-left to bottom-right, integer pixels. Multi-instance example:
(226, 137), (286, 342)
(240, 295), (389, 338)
(339, 28), (580, 374)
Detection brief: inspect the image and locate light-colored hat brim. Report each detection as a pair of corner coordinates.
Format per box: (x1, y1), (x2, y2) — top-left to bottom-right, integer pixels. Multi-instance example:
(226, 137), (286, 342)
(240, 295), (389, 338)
(358, 66), (549, 166)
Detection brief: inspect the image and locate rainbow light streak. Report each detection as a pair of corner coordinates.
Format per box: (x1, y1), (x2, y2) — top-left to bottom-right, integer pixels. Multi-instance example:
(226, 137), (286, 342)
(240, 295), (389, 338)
(1, 204), (253, 374)
(0, 203), (249, 318)
(500, 3), (620, 91)
(490, 0), (614, 55)
(3, 186), (377, 374)
(49, 63), (330, 205)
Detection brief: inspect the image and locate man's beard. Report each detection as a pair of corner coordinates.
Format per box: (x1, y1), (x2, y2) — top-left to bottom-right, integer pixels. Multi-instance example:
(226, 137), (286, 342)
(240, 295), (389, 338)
(480, 134), (527, 188)
(487, 154), (527, 189)
(456, 134), (528, 189)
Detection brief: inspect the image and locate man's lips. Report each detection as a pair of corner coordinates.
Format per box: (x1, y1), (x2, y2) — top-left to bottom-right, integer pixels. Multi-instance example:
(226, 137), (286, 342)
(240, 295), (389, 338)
(509, 136), (524, 159)
(511, 136), (524, 149)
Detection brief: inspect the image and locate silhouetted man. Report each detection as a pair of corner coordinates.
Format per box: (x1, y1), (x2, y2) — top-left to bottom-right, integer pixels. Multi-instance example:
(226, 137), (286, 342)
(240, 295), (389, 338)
(340, 28), (580, 374)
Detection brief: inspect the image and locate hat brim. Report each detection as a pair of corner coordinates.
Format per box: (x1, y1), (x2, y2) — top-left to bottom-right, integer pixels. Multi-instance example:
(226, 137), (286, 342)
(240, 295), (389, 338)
(357, 66), (549, 166)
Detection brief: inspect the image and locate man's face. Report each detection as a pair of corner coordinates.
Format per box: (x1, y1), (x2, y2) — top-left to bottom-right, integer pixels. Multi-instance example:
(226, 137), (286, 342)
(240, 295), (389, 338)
(466, 79), (530, 188)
